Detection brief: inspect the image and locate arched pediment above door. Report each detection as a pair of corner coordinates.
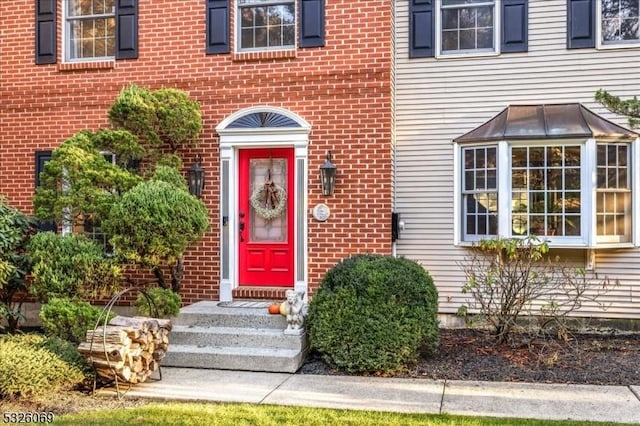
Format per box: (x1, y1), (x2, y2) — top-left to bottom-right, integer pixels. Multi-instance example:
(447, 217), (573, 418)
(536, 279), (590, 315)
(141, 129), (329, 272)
(216, 106), (311, 136)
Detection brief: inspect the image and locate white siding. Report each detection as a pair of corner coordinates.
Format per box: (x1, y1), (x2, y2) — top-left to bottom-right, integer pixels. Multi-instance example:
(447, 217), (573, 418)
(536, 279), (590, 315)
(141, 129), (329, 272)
(394, 0), (640, 317)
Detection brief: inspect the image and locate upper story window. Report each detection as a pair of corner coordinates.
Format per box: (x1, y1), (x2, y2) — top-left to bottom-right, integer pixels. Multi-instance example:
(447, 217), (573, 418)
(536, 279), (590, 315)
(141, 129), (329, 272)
(237, 0), (295, 51)
(65, 0), (116, 61)
(440, 0), (496, 55)
(600, 0), (640, 46)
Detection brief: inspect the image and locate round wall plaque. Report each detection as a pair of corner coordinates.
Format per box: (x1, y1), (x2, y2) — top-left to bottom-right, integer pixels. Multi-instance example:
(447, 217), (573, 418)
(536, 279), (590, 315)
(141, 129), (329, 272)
(312, 204), (330, 222)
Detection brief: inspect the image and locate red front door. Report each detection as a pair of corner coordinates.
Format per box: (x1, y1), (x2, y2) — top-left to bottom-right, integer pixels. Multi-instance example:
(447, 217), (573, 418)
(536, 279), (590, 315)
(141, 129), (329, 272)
(238, 148), (295, 286)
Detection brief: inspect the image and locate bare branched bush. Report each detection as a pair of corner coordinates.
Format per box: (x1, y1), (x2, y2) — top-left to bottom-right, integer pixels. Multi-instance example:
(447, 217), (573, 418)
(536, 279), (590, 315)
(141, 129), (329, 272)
(458, 237), (614, 344)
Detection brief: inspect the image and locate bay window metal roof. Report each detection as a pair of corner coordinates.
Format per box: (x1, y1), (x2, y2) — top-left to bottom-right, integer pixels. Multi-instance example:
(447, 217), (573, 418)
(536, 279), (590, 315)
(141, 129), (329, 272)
(454, 104), (639, 143)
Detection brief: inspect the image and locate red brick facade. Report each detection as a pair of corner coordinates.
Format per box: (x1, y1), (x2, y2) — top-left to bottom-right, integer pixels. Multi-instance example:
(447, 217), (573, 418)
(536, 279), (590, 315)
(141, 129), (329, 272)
(0, 1), (393, 304)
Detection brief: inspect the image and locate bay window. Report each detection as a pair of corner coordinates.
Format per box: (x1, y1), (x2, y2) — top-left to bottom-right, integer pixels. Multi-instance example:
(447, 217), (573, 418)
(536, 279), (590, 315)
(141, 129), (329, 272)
(455, 104), (639, 248)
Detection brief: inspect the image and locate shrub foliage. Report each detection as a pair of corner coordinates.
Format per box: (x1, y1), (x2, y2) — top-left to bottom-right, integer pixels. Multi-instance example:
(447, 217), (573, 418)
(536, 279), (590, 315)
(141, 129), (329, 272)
(27, 232), (122, 303)
(40, 297), (113, 344)
(307, 254), (439, 374)
(0, 334), (87, 398)
(0, 197), (35, 332)
(135, 287), (182, 318)
(459, 237), (614, 343)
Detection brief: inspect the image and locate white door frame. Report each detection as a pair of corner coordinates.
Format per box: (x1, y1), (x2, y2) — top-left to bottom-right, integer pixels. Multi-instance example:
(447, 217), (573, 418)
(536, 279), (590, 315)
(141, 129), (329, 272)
(216, 106), (310, 301)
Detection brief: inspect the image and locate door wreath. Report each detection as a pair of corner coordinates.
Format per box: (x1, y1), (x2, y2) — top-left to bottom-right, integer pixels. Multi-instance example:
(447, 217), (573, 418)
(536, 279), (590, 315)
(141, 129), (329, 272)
(250, 180), (287, 221)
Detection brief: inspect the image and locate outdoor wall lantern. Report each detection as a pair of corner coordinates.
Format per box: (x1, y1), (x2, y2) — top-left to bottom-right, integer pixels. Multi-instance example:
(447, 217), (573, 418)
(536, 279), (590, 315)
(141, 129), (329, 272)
(187, 155), (205, 198)
(319, 151), (337, 196)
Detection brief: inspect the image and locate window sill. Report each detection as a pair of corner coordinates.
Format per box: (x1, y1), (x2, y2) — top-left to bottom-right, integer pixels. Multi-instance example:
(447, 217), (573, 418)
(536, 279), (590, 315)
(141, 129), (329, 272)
(456, 240), (637, 250)
(232, 49), (297, 62)
(57, 61), (115, 72)
(596, 43), (640, 51)
(436, 50), (500, 60)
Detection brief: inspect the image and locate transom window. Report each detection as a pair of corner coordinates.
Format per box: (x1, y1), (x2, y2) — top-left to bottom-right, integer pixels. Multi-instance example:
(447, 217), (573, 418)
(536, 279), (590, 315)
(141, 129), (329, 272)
(440, 0), (496, 54)
(600, 0), (640, 45)
(65, 0), (116, 61)
(238, 0), (295, 51)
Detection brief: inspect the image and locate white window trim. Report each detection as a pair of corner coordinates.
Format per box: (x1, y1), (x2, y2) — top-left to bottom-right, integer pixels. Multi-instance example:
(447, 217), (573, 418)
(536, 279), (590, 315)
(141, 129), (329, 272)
(435, 0), (500, 59)
(454, 138), (640, 249)
(235, 0), (297, 53)
(596, 0), (640, 50)
(63, 1), (116, 63)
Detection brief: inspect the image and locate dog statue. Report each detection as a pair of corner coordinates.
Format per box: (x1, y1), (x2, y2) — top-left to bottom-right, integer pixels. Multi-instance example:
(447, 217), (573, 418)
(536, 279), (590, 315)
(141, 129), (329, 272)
(284, 290), (305, 332)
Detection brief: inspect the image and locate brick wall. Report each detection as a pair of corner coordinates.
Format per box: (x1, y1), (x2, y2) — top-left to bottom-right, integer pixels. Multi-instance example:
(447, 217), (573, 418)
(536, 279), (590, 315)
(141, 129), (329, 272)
(0, 1), (393, 304)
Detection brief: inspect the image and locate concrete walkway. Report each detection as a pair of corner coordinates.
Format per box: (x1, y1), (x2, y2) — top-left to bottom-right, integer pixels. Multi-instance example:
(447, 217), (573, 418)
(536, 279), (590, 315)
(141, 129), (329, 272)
(100, 367), (640, 424)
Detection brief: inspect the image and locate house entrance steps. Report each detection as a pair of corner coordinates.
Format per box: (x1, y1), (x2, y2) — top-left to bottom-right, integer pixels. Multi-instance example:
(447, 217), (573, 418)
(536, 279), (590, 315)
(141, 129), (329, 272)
(162, 300), (308, 373)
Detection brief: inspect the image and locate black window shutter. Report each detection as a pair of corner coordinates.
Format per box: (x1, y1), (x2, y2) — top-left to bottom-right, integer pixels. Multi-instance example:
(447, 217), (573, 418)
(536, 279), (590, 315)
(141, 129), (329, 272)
(206, 0), (230, 54)
(116, 0), (138, 59)
(35, 0), (56, 64)
(501, 0), (528, 53)
(409, 0), (434, 58)
(299, 0), (325, 48)
(567, 0), (595, 49)
(35, 151), (56, 232)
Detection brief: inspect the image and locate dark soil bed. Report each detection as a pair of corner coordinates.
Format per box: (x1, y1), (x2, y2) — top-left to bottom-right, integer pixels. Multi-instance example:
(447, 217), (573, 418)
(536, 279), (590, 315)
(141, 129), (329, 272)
(299, 328), (640, 386)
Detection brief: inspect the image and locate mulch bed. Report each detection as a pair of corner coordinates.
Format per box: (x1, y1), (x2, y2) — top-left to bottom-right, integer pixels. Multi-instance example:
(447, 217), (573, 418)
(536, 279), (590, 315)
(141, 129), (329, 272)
(299, 328), (640, 386)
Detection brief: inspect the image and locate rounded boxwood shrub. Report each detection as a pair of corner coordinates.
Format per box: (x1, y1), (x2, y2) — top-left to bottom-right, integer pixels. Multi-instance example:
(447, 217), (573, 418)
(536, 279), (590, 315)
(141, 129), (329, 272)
(307, 254), (439, 374)
(40, 297), (114, 344)
(0, 334), (87, 398)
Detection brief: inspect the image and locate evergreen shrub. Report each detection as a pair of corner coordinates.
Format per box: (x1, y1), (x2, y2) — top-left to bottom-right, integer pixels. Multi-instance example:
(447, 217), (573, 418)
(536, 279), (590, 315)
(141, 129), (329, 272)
(0, 334), (87, 398)
(307, 254), (439, 374)
(135, 287), (181, 318)
(39, 297), (113, 344)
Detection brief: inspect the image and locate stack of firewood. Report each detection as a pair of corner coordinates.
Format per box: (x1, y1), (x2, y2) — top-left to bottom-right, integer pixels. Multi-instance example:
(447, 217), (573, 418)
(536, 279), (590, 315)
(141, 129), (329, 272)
(78, 315), (172, 384)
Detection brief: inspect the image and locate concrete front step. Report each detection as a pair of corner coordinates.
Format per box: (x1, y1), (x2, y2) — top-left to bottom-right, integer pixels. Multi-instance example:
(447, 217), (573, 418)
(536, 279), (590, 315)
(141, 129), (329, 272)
(174, 301), (287, 329)
(162, 344), (307, 373)
(170, 325), (305, 351)
(165, 301), (307, 373)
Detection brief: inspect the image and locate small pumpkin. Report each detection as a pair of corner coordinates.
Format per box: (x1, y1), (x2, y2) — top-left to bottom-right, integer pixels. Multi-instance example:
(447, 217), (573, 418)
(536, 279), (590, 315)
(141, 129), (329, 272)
(268, 303), (280, 315)
(279, 301), (288, 316)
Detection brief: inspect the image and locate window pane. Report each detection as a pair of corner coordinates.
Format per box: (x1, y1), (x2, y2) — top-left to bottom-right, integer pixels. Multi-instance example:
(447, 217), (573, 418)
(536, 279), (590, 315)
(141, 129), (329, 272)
(464, 171), (474, 191)
(442, 9), (458, 30)
(477, 28), (493, 49)
(255, 28), (268, 47)
(512, 147), (527, 167)
(565, 192), (581, 213)
(529, 147), (544, 167)
(565, 146), (581, 166)
(241, 29), (254, 48)
(475, 148), (485, 168)
(460, 29), (476, 49)
(255, 7), (267, 26)
(486, 169), (496, 189)
(565, 169), (581, 190)
(442, 31), (459, 51)
(459, 9), (475, 29)
(465, 149), (474, 168)
(269, 27), (282, 46)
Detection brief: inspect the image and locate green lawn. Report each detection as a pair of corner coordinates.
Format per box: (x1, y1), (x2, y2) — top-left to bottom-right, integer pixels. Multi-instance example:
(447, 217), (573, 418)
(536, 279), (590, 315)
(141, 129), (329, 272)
(54, 402), (630, 425)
